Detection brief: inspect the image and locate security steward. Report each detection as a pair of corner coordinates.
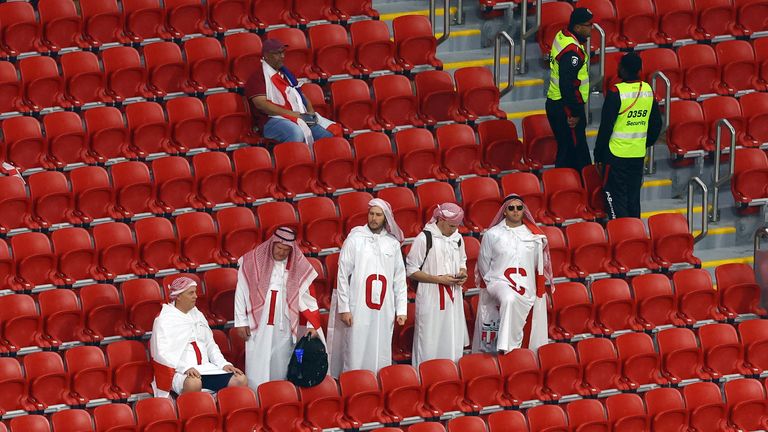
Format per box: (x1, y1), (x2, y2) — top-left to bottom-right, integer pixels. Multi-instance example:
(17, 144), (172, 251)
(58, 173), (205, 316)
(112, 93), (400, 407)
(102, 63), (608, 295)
(545, 7), (593, 172)
(594, 53), (662, 219)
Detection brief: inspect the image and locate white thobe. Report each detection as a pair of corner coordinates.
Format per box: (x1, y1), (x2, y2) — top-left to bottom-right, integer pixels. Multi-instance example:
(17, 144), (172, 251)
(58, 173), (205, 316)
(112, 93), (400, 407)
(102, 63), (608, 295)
(234, 258), (318, 390)
(327, 226), (407, 377)
(406, 223), (468, 369)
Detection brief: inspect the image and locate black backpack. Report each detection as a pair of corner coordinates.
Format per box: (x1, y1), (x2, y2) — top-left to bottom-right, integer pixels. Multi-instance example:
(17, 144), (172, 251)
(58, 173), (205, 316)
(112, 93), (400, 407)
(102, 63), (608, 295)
(287, 334), (328, 387)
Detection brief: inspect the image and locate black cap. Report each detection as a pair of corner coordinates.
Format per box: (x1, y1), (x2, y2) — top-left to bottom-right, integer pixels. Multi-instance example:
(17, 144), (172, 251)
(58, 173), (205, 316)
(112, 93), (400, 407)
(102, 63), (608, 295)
(620, 52), (643, 76)
(569, 7), (594, 27)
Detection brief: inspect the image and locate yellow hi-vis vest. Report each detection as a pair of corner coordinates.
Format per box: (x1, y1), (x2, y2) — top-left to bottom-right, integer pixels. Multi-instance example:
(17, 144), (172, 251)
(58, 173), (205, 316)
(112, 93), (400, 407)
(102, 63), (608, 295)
(547, 30), (590, 103)
(609, 81), (654, 158)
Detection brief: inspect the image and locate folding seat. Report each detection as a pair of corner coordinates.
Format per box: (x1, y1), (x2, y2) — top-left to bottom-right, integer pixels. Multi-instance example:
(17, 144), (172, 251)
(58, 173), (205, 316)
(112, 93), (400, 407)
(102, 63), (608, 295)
(314, 137), (368, 191)
(204, 268), (237, 322)
(121, 279), (164, 333)
(639, 48), (685, 99)
(734, 0), (768, 33)
(0, 357), (41, 413)
(500, 172), (548, 224)
(106, 340), (153, 395)
(419, 359), (476, 414)
(251, 0), (298, 27)
(463, 236), (480, 290)
(539, 342), (596, 397)
(177, 211), (227, 266)
(257, 380), (306, 431)
(678, 44), (727, 99)
(673, 268), (728, 322)
(301, 83), (332, 120)
(376, 187), (421, 239)
(125, 101), (179, 155)
(52, 409), (95, 432)
(309, 24), (362, 77)
(542, 168), (595, 223)
(81, 283), (141, 339)
(217, 386), (262, 432)
(293, 0), (345, 23)
(185, 37), (237, 92)
(716, 40), (764, 93)
(339, 370), (399, 424)
(632, 273), (690, 328)
(392, 15), (442, 70)
(101, 46), (154, 100)
(537, 1), (573, 54)
(9, 415), (51, 432)
(177, 391), (221, 431)
(336, 0), (378, 18)
(702, 96), (757, 149)
(454, 67), (505, 120)
(648, 213), (701, 270)
(732, 148), (768, 206)
(143, 42), (194, 97)
(110, 162), (159, 218)
(52, 227), (103, 282)
(79, 0), (131, 45)
(459, 177), (502, 231)
(642, 387), (690, 432)
(414, 70), (463, 125)
(43, 111), (96, 166)
(164, 0), (212, 37)
(224, 32), (262, 85)
(0, 61), (26, 115)
(167, 96), (223, 151)
(378, 364), (436, 419)
(298, 197), (343, 250)
(446, 417), (486, 432)
(392, 301), (415, 363)
(567, 399), (610, 432)
(299, 375), (358, 430)
(549, 282), (600, 340)
(724, 378), (768, 431)
(565, 222), (622, 278)
(527, 405), (568, 432)
(351, 21), (400, 74)
(207, 92), (258, 146)
(716, 262), (767, 316)
(740, 319), (768, 371)
(352, 132), (404, 186)
(39, 289), (89, 345)
(93, 222), (146, 277)
(0, 240), (13, 291)
(208, 0), (259, 32)
(84, 107), (133, 161)
(135, 397), (180, 432)
(24, 351), (85, 406)
(684, 381), (731, 432)
(606, 217), (658, 272)
(273, 141), (327, 196)
(666, 100), (709, 157)
(216, 206), (261, 262)
(371, 75), (420, 130)
(66, 346), (126, 401)
(495, 348), (548, 404)
(699, 323), (755, 376)
(38, 0), (92, 52)
(478, 120), (528, 172)
(338, 191), (374, 233)
(408, 423), (446, 432)
(577, 337), (632, 393)
(694, 0), (744, 37)
(740, 92), (768, 146)
(395, 128), (447, 183)
(93, 403), (137, 432)
(0, 294), (47, 349)
(60, 51), (119, 106)
(576, 0), (620, 48)
(331, 79), (380, 134)
(616, 332), (667, 387)
(458, 353), (511, 409)
(192, 151), (245, 206)
(257, 201), (300, 241)
(151, 156), (201, 212)
(69, 166), (116, 223)
(11, 232), (67, 288)
(0, 2), (45, 55)
(121, 0), (171, 42)
(606, 393), (650, 431)
(614, 0), (672, 46)
(590, 279), (637, 333)
(19, 56), (72, 111)
(0, 175), (32, 235)
(265, 28), (317, 80)
(656, 327), (710, 383)
(232, 146), (283, 200)
(415, 182), (458, 224)
(581, 164), (606, 219)
(656, 0), (709, 42)
(437, 124), (490, 178)
(135, 217), (187, 273)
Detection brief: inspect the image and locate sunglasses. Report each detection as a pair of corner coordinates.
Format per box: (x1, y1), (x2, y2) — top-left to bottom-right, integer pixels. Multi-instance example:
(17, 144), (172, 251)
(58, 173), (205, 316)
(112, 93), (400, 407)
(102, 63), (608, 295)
(507, 205), (524, 211)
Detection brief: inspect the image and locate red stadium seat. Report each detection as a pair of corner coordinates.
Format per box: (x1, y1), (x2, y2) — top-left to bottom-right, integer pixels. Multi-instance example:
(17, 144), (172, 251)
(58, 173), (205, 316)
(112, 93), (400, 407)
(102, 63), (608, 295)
(144, 42), (194, 96)
(527, 404), (568, 432)
(52, 227), (102, 282)
(463, 236), (480, 290)
(19, 56), (72, 111)
(657, 327), (710, 383)
(0, 357), (40, 412)
(488, 410), (527, 432)
(378, 364), (438, 419)
(640, 48), (686, 99)
(135, 397), (180, 432)
(121, 278), (164, 333)
(395, 128), (448, 183)
(539, 342), (596, 397)
(632, 273), (690, 327)
(299, 375), (357, 430)
(734, 0), (768, 33)
(351, 20), (400, 74)
(458, 353), (511, 409)
(125, 101), (177, 155)
(724, 378), (768, 431)
(567, 399), (610, 432)
(165, 0), (211, 37)
(455, 67), (505, 120)
(657, 0), (709, 41)
(251, 0), (297, 27)
(542, 226), (568, 278)
(256, 201), (300, 241)
(500, 172), (549, 224)
(69, 166), (116, 222)
(673, 268), (728, 322)
(666, 100), (709, 156)
(740, 91), (768, 145)
(644, 387), (690, 432)
(700, 322), (756, 376)
(258, 380), (305, 432)
(331, 79), (380, 134)
(606, 217), (659, 272)
(497, 348), (549, 403)
(616, 332), (667, 387)
(43, 111), (92, 165)
(151, 155), (200, 212)
(38, 0), (91, 51)
(438, 124), (491, 177)
(419, 359), (475, 414)
(314, 137), (369, 191)
(352, 132), (404, 186)
(0, 176), (31, 235)
(216, 206), (261, 262)
(0, 2), (44, 55)
(684, 381), (731, 432)
(9, 415), (51, 432)
(549, 282), (599, 340)
(177, 391), (221, 431)
(606, 393), (650, 431)
(615, 0), (672, 46)
(537, 2), (573, 54)
(208, 0), (259, 32)
(106, 340), (153, 395)
(84, 107), (132, 161)
(414, 70), (463, 125)
(24, 351), (85, 406)
(702, 96), (756, 149)
(66, 345), (125, 401)
(339, 369), (397, 424)
(80, 0), (131, 45)
(3, 116), (50, 170)
(679, 44), (728, 98)
(648, 213), (701, 270)
(93, 222), (145, 277)
(102, 47), (153, 100)
(739, 319), (768, 373)
(294, 0), (343, 23)
(233, 146), (284, 201)
(716, 263), (767, 316)
(0, 61), (25, 114)
(372, 74), (421, 129)
(298, 196), (343, 250)
(591, 278), (642, 333)
(168, 96), (223, 151)
(39, 289), (88, 344)
(266, 28), (317, 80)
(447, 416), (487, 432)
(542, 168), (595, 223)
(177, 211), (225, 266)
(218, 386), (262, 432)
(121, 0), (170, 42)
(301, 83), (331, 120)
(694, 0), (745, 37)
(0, 240), (12, 292)
(192, 151), (246, 206)
(94, 403), (137, 432)
(135, 216), (189, 272)
(335, 0), (378, 18)
(274, 141), (329, 196)
(459, 176), (502, 231)
(337, 191), (373, 233)
(110, 161), (158, 218)
(60, 51), (118, 106)
(716, 40), (765, 92)
(393, 15), (442, 71)
(577, 337), (630, 392)
(310, 24), (361, 77)
(81, 283), (140, 339)
(185, 37), (236, 92)
(415, 182), (458, 225)
(225, 32), (262, 85)
(204, 268), (237, 322)
(565, 222), (622, 278)
(207, 92), (258, 146)
(11, 232), (66, 287)
(376, 187), (421, 239)
(732, 148), (768, 206)
(0, 294), (46, 349)
(581, 165), (606, 218)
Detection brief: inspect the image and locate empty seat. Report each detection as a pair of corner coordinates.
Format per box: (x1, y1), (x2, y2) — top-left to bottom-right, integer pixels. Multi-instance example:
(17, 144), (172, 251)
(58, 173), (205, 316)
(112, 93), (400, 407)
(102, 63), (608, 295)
(542, 226), (568, 278)
(232, 146), (282, 200)
(684, 381), (731, 432)
(80, 0), (130, 45)
(739, 319), (768, 371)
(218, 386), (262, 432)
(0, 2), (44, 55)
(527, 404), (568, 432)
(135, 217), (186, 272)
(702, 96), (756, 149)
(648, 213), (701, 270)
(121, 278), (164, 333)
(273, 142), (326, 196)
(309, 24), (361, 77)
(298, 196), (343, 250)
(667, 100), (709, 156)
(497, 348), (548, 403)
(0, 61), (25, 115)
(567, 398), (610, 432)
(632, 273), (689, 327)
(177, 391), (221, 431)
(577, 337), (629, 392)
(0, 175), (31, 235)
(314, 137), (366, 192)
(164, 0), (211, 37)
(225, 32), (262, 85)
(81, 283), (139, 339)
(204, 268), (237, 322)
(257, 380), (304, 432)
(716, 263), (767, 316)
(251, 0), (297, 27)
(372, 74), (420, 129)
(673, 268), (728, 322)
(60, 51), (117, 106)
(700, 322), (755, 376)
(392, 15), (442, 70)
(43, 111), (92, 165)
(206, 91), (258, 146)
(679, 44), (726, 98)
(144, 42), (193, 96)
(52, 227), (102, 282)
(122, 0), (170, 42)
(644, 387), (690, 432)
(606, 217), (658, 271)
(459, 176), (502, 231)
(331, 79), (380, 134)
(351, 20), (400, 74)
(167, 96), (221, 151)
(478, 119), (527, 172)
(457, 353), (509, 409)
(19, 56), (71, 111)
(616, 332), (666, 387)
(615, 0), (672, 46)
(395, 128), (446, 183)
(24, 351), (84, 406)
(216, 206), (261, 262)
(542, 168), (595, 223)
(101, 46), (153, 100)
(177, 211), (225, 267)
(657, 327), (709, 382)
(438, 124), (490, 178)
(419, 359), (474, 414)
(11, 232), (64, 287)
(39, 0), (90, 51)
(184, 37), (236, 92)
(110, 161), (157, 218)
(69, 165), (116, 221)
(192, 151), (244, 206)
(299, 375), (357, 430)
(447, 416), (487, 432)
(455, 67), (505, 120)
(93, 222), (145, 277)
(106, 340), (153, 395)
(694, 0), (744, 37)
(0, 294), (46, 349)
(656, 0), (708, 42)
(716, 40), (764, 92)
(640, 48), (685, 99)
(339, 369), (397, 424)
(724, 378), (768, 431)
(93, 403), (137, 432)
(488, 410), (527, 432)
(84, 107), (132, 161)
(151, 156), (200, 212)
(352, 132), (404, 186)
(39, 289), (88, 345)
(66, 346), (125, 401)
(539, 342), (595, 397)
(135, 397), (180, 432)
(125, 101), (177, 155)
(378, 364), (437, 419)
(415, 70), (463, 124)
(565, 221), (622, 278)
(592, 278), (644, 332)
(606, 393), (650, 431)
(734, 0), (768, 33)
(732, 148), (768, 206)
(9, 415), (51, 432)
(549, 282), (598, 340)
(208, 0), (259, 32)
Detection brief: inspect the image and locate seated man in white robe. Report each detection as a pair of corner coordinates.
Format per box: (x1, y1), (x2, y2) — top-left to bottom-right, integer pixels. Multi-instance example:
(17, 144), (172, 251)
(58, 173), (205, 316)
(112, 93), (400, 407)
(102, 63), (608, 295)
(150, 276), (247, 397)
(473, 194), (554, 354)
(233, 226), (322, 389)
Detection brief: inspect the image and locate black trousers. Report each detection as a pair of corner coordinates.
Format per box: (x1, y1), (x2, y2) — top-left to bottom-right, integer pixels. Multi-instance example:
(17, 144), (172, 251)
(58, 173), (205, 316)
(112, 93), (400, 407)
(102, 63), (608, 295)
(545, 98), (591, 172)
(602, 155), (644, 219)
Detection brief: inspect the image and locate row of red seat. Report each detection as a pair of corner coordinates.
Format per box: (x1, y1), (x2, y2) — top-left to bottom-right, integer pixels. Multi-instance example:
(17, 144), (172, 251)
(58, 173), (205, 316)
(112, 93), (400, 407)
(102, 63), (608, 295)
(733, 147), (768, 207)
(0, 0), (378, 56)
(540, 0), (768, 53)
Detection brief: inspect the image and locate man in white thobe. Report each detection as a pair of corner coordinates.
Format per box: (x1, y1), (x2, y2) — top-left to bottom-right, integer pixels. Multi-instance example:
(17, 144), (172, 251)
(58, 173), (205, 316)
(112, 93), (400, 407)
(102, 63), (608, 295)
(150, 276), (247, 397)
(327, 198), (408, 377)
(473, 194), (553, 354)
(233, 227), (322, 390)
(406, 203), (469, 369)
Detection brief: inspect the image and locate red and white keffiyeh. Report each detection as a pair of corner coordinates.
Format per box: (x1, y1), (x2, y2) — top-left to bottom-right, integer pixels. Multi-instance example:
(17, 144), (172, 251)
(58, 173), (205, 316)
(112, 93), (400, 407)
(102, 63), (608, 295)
(369, 198), (404, 243)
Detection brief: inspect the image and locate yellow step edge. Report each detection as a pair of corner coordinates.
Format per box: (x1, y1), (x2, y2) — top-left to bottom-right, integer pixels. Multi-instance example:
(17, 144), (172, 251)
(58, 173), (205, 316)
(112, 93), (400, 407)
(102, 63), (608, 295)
(692, 226), (737, 236)
(444, 56), (521, 70)
(641, 206), (699, 219)
(643, 179), (673, 188)
(702, 256), (753, 269)
(380, 7), (457, 21)
(497, 79), (545, 89)
(435, 29), (481, 39)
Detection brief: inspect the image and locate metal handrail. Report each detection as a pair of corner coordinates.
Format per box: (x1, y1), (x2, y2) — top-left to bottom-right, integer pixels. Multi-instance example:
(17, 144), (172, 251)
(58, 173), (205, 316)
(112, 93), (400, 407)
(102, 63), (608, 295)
(430, 0), (451, 45)
(711, 118), (736, 223)
(591, 23), (606, 90)
(755, 226), (768, 270)
(647, 71), (671, 175)
(518, 0), (541, 75)
(688, 176), (709, 243)
(454, 0), (464, 25)
(494, 31), (516, 96)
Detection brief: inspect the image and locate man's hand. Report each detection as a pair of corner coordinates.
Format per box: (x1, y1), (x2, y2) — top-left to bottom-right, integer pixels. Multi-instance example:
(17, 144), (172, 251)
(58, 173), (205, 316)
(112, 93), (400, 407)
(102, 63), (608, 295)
(340, 312), (353, 327)
(435, 274), (461, 286)
(567, 116), (579, 128)
(223, 365), (244, 375)
(455, 269), (468, 285)
(185, 367), (201, 378)
(306, 328), (318, 338)
(396, 315), (407, 325)
(234, 326), (251, 340)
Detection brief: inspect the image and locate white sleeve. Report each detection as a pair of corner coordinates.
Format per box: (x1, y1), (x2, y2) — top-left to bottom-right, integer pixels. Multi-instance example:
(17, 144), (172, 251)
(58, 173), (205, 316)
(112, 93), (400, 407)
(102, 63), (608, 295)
(336, 239), (356, 314)
(459, 238), (467, 271)
(478, 232), (494, 286)
(405, 233), (427, 277)
(298, 268), (319, 329)
(203, 322), (232, 369)
(394, 244), (408, 317)
(234, 258), (251, 328)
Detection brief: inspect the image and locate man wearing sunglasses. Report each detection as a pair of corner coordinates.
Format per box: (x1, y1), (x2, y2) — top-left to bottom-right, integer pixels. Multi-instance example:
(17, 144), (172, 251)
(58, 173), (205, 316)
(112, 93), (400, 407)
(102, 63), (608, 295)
(473, 196), (553, 354)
